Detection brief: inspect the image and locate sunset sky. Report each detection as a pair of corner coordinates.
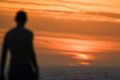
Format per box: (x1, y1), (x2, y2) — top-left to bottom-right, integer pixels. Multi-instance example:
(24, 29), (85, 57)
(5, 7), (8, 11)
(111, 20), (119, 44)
(0, 0), (120, 67)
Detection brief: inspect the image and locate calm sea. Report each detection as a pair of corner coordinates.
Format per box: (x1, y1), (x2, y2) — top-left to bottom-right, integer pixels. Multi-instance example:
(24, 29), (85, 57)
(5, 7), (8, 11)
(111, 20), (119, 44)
(40, 66), (120, 80)
(1, 66), (120, 80)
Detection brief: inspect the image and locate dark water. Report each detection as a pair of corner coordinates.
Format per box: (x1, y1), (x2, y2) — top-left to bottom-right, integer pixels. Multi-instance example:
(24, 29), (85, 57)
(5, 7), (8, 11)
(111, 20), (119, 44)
(40, 66), (120, 80)
(1, 66), (120, 80)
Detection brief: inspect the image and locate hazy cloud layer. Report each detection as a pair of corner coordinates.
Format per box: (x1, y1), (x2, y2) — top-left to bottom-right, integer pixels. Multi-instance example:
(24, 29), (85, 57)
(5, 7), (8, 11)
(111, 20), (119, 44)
(0, 0), (120, 66)
(0, 0), (120, 23)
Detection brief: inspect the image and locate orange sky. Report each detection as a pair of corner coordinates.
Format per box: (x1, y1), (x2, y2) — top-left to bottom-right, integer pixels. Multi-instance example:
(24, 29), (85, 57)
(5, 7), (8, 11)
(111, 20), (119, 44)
(0, 0), (120, 67)
(0, 0), (120, 23)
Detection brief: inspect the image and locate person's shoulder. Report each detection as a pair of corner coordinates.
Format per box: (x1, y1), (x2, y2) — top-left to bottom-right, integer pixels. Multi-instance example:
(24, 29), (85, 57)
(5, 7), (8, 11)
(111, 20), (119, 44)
(3, 28), (16, 40)
(24, 28), (33, 36)
(5, 28), (16, 36)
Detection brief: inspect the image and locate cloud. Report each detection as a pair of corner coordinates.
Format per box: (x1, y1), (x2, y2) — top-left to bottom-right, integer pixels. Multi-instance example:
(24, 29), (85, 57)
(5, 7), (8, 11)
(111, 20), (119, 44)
(34, 32), (120, 66)
(0, 0), (120, 24)
(34, 31), (120, 54)
(0, 1), (120, 66)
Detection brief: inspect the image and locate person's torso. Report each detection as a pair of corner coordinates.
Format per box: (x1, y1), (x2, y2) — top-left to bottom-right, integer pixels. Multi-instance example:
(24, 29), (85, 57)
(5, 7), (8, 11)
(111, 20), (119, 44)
(6, 28), (33, 64)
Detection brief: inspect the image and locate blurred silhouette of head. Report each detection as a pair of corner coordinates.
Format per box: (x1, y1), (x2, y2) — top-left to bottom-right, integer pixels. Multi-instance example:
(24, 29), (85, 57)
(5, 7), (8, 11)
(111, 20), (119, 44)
(15, 11), (27, 28)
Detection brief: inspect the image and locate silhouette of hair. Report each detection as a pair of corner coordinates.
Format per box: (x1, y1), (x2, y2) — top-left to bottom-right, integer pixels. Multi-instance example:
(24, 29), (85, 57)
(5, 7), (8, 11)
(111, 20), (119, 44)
(15, 11), (27, 24)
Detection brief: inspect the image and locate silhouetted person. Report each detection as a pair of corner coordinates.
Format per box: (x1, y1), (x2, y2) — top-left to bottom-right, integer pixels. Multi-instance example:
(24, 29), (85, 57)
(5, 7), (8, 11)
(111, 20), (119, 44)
(0, 11), (39, 80)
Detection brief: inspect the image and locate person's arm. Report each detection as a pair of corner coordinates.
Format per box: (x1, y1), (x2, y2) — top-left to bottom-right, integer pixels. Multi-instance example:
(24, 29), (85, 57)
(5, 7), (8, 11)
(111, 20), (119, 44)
(29, 33), (39, 79)
(0, 35), (8, 79)
(31, 48), (39, 79)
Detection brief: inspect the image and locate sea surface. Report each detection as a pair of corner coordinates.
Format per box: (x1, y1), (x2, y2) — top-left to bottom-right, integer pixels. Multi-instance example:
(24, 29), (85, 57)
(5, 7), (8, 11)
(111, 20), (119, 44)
(1, 66), (120, 80)
(40, 66), (120, 80)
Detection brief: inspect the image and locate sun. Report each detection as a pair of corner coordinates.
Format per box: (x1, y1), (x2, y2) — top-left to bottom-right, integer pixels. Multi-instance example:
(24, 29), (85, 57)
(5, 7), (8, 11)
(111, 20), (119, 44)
(78, 54), (88, 60)
(74, 53), (92, 60)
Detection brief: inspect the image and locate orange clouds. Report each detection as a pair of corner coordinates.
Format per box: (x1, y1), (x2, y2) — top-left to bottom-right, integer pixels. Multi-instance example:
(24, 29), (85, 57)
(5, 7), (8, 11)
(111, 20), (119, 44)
(0, 0), (120, 14)
(35, 35), (120, 53)
(0, 0), (120, 66)
(34, 31), (120, 66)
(0, 0), (120, 23)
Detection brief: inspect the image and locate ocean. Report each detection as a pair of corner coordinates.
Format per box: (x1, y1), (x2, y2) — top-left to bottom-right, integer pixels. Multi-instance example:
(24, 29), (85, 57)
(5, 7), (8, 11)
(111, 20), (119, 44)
(40, 66), (120, 80)
(0, 66), (120, 80)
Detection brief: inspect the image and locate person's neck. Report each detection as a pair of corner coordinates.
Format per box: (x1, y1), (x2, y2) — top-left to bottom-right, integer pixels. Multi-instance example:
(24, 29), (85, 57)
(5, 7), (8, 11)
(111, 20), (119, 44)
(17, 23), (25, 29)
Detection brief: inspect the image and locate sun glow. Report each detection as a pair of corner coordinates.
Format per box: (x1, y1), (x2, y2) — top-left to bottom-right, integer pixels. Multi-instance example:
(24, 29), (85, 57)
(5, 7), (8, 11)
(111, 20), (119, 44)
(34, 32), (120, 66)
(79, 62), (90, 66)
(74, 54), (92, 60)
